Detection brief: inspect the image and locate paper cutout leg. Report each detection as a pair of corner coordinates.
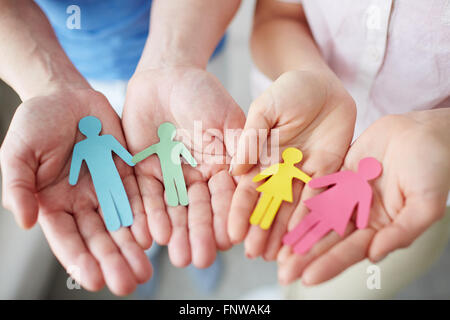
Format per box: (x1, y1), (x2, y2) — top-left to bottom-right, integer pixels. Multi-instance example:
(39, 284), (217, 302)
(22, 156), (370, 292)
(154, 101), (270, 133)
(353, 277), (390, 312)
(260, 197), (283, 230)
(164, 176), (179, 207)
(97, 189), (122, 231)
(174, 173), (189, 206)
(292, 221), (331, 254)
(250, 194), (272, 226)
(283, 213), (320, 246)
(111, 182), (134, 227)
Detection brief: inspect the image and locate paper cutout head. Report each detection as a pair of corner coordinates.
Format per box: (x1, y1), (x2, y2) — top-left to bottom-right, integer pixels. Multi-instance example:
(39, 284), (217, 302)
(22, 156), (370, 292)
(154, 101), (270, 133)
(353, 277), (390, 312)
(79, 115), (102, 137)
(158, 122), (176, 140)
(282, 147), (304, 165)
(358, 157), (382, 181)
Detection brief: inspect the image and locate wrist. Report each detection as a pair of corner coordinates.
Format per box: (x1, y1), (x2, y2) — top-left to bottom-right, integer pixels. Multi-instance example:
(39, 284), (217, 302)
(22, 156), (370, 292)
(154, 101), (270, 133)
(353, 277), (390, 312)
(15, 56), (90, 100)
(136, 40), (208, 72)
(409, 108), (450, 134)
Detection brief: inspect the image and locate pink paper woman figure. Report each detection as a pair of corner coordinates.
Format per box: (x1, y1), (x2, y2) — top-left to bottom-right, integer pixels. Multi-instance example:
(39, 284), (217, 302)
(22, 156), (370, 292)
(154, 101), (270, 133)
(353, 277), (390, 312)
(283, 157), (382, 254)
(251, 147), (311, 230)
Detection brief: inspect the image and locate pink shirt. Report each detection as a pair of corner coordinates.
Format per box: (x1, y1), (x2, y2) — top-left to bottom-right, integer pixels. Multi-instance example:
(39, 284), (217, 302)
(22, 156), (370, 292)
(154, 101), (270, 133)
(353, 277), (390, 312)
(252, 0), (450, 138)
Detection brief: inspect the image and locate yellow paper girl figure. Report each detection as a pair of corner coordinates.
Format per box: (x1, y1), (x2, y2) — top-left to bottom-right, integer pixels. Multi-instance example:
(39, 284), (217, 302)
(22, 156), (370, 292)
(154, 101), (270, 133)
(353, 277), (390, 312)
(251, 147), (311, 230)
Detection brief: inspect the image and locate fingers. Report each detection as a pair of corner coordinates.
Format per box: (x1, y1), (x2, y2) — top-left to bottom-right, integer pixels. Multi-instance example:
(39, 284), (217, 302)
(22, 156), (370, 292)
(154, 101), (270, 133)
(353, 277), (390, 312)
(369, 196), (446, 262)
(228, 167), (260, 244)
(244, 185), (301, 259)
(0, 147), (39, 229)
(109, 228), (153, 284)
(120, 168), (152, 250)
(188, 181), (216, 268)
(167, 204), (191, 267)
(277, 226), (351, 286)
(262, 182), (303, 260)
(209, 170), (235, 251)
(136, 162), (172, 245)
(230, 96), (274, 176)
(38, 210), (105, 292)
(72, 207), (140, 296)
(301, 229), (374, 285)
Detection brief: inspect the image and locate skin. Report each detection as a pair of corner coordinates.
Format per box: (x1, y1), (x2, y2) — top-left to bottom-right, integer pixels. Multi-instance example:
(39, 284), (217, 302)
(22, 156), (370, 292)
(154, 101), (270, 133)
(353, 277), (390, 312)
(1, 0), (244, 292)
(278, 110), (450, 286)
(123, 67), (245, 268)
(0, 0), (152, 296)
(231, 0), (450, 288)
(228, 0), (356, 260)
(122, 0), (245, 268)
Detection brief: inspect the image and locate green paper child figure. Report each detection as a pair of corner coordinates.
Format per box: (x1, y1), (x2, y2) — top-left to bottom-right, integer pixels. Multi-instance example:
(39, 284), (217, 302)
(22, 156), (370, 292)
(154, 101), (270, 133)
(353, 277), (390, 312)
(132, 122), (197, 206)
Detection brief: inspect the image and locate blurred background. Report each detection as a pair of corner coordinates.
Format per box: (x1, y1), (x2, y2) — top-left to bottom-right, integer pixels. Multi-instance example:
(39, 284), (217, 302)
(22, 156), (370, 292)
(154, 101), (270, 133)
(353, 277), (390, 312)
(1, 1), (449, 299)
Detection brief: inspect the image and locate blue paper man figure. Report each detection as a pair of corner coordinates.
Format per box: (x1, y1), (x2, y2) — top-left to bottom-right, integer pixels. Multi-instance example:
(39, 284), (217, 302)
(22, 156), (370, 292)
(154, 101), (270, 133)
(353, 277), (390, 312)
(69, 116), (135, 231)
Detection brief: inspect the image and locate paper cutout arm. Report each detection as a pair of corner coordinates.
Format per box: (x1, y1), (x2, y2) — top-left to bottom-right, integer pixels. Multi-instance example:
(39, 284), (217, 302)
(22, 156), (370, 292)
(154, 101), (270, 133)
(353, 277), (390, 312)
(355, 188), (373, 229)
(253, 164), (280, 182)
(308, 171), (345, 189)
(294, 169), (312, 184)
(180, 144), (197, 168)
(132, 144), (157, 164)
(69, 145), (83, 186)
(108, 136), (135, 167)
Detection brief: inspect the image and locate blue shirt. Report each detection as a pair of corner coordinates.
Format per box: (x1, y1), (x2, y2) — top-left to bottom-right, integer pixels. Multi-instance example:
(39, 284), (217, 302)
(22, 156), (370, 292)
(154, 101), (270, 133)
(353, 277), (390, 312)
(35, 0), (226, 80)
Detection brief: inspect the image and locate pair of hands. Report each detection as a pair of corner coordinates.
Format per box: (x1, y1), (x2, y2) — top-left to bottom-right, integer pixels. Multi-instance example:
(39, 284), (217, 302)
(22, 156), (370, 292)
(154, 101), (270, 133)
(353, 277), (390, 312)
(0, 66), (245, 296)
(1, 66), (448, 295)
(228, 70), (450, 286)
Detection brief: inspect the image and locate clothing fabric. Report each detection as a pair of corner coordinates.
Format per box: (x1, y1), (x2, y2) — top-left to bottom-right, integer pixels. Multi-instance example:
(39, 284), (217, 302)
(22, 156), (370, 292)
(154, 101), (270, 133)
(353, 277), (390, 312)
(35, 0), (227, 80)
(35, 0), (152, 80)
(258, 0), (450, 139)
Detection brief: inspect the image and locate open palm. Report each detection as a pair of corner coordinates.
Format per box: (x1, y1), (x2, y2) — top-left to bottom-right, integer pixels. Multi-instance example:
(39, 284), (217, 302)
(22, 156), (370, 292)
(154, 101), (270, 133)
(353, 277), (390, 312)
(228, 70), (356, 260)
(278, 110), (450, 285)
(122, 67), (245, 268)
(0, 88), (152, 295)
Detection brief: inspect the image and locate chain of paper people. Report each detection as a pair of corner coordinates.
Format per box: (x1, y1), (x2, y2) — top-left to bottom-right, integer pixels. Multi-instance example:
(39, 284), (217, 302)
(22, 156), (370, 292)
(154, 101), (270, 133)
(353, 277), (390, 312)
(69, 116), (382, 255)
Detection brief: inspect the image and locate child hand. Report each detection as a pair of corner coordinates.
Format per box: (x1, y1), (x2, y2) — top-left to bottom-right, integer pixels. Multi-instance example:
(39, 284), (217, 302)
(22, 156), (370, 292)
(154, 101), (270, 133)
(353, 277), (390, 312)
(0, 88), (152, 295)
(277, 109), (450, 285)
(228, 70), (356, 260)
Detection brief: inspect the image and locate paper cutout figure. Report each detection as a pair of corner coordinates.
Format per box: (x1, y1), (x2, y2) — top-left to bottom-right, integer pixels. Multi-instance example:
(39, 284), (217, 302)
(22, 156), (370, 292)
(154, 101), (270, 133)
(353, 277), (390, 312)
(132, 122), (197, 206)
(283, 157), (382, 254)
(250, 147), (311, 230)
(69, 116), (135, 231)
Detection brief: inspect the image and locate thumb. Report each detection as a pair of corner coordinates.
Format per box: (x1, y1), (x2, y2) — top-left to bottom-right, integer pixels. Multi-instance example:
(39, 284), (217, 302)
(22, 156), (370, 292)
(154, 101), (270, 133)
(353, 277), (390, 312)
(230, 97), (275, 176)
(0, 145), (38, 229)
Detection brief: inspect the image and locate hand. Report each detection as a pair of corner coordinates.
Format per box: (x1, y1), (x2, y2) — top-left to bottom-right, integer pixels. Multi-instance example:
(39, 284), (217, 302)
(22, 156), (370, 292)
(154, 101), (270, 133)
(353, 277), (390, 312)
(122, 66), (246, 268)
(0, 87), (152, 295)
(277, 110), (450, 285)
(228, 70), (356, 260)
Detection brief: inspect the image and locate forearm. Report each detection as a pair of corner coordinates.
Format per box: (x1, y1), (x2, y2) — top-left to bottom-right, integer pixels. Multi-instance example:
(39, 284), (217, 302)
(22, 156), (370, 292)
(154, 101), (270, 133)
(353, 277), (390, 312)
(136, 0), (241, 71)
(251, 0), (331, 80)
(0, 0), (88, 100)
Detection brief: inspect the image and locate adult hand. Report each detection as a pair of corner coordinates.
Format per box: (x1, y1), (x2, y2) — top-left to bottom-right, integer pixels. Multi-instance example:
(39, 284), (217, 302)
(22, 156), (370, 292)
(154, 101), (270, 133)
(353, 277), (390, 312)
(228, 70), (356, 260)
(0, 87), (152, 295)
(122, 66), (245, 268)
(277, 109), (450, 285)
